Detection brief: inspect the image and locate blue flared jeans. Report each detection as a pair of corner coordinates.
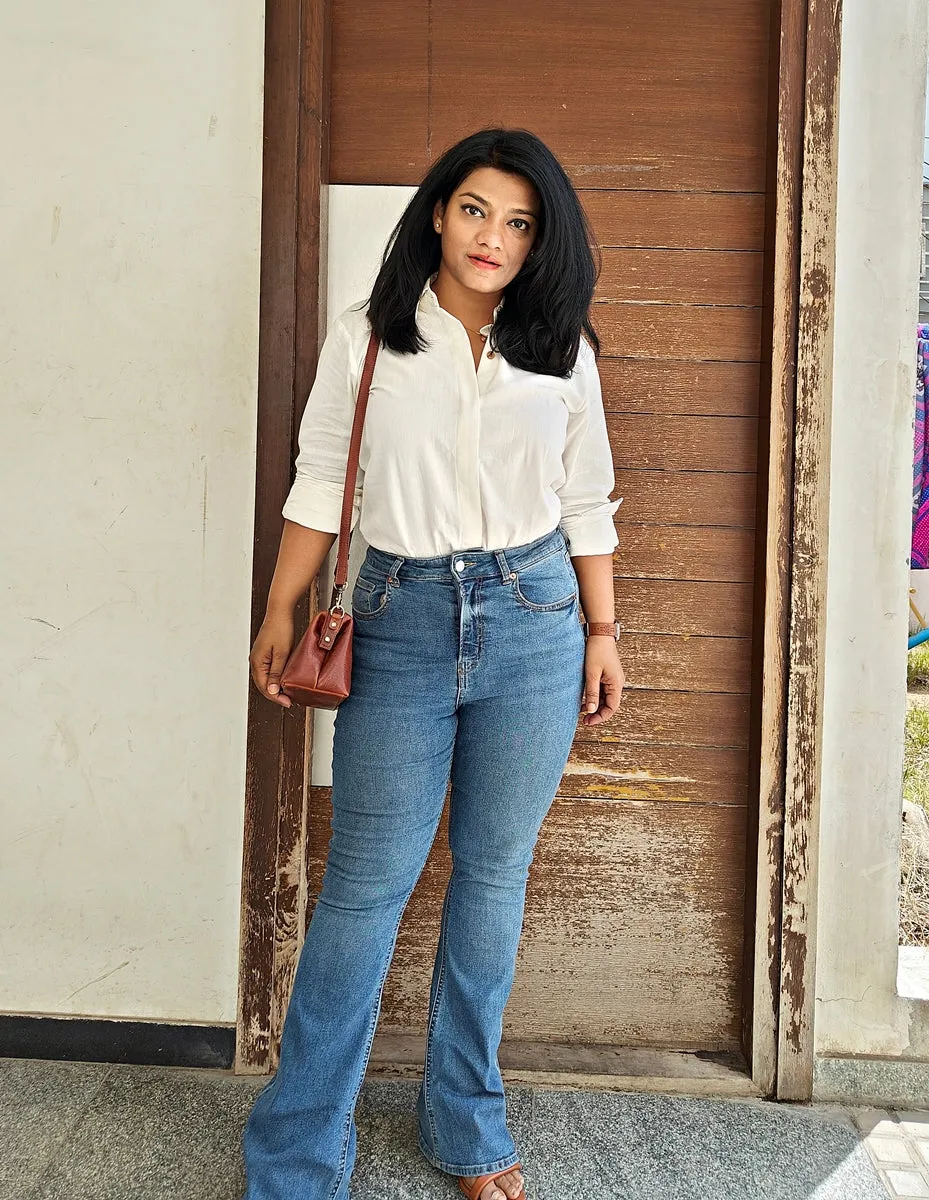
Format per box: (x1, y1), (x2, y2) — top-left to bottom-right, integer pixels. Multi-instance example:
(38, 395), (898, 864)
(242, 524), (586, 1199)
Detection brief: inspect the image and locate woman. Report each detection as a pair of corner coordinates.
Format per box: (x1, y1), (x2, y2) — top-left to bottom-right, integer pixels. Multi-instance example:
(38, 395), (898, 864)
(243, 127), (625, 1200)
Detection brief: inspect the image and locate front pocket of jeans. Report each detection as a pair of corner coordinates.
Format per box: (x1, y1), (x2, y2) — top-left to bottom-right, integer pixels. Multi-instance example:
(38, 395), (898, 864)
(511, 552), (577, 612)
(351, 572), (396, 620)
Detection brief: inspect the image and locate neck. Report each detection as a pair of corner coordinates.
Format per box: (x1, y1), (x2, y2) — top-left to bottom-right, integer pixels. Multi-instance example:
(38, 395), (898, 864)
(432, 265), (500, 332)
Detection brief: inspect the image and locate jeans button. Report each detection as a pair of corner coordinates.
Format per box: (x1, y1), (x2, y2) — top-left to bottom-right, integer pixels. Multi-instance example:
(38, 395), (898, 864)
(454, 559), (465, 571)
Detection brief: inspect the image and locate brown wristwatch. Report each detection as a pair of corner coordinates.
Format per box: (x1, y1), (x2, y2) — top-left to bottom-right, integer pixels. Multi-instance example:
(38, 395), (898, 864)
(584, 621), (621, 640)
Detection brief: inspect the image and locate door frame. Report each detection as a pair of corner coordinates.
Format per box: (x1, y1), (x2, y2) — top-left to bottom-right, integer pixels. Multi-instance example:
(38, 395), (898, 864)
(236, 0), (840, 1098)
(235, 0), (331, 1075)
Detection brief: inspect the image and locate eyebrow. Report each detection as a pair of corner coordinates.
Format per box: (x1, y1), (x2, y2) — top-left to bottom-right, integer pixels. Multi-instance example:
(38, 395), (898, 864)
(461, 191), (538, 219)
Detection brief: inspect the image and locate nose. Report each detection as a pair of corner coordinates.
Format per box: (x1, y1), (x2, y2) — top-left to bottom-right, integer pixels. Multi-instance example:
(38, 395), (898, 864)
(476, 217), (504, 252)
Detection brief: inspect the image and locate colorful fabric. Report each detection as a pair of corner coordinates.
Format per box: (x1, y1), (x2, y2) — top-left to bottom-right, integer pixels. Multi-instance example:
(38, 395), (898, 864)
(913, 324), (929, 568)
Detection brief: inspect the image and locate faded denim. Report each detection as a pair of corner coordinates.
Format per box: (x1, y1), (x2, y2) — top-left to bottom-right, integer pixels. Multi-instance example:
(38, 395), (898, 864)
(242, 524), (586, 1199)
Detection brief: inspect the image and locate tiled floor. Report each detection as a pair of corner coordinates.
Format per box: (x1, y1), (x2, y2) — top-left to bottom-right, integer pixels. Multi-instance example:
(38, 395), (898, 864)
(854, 1109), (929, 1198)
(0, 1057), (916, 1199)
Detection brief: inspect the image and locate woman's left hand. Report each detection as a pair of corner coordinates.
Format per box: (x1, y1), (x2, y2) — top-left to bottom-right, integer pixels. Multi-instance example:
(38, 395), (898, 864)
(581, 637), (625, 726)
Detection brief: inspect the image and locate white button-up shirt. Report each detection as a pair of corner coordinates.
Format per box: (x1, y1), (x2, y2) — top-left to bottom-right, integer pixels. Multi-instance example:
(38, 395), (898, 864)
(281, 278), (622, 557)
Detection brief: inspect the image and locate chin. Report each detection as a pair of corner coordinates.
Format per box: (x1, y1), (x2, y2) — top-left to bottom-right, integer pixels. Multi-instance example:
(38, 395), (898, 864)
(461, 266), (508, 291)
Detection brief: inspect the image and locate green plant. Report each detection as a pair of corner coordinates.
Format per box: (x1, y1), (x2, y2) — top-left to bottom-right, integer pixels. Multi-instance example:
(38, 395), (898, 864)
(907, 642), (929, 691)
(904, 704), (929, 815)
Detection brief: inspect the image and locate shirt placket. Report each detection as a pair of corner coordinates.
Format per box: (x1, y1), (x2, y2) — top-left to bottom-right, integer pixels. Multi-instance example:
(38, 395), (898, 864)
(452, 324), (487, 550)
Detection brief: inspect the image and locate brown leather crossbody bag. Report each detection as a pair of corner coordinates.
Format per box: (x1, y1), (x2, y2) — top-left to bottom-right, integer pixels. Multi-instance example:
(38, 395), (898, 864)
(280, 330), (380, 708)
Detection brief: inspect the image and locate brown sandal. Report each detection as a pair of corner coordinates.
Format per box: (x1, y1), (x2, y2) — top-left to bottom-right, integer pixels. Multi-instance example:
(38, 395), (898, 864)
(457, 1163), (525, 1200)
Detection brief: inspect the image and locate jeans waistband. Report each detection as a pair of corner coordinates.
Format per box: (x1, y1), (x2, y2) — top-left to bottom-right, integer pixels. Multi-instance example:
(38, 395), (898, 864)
(364, 525), (569, 583)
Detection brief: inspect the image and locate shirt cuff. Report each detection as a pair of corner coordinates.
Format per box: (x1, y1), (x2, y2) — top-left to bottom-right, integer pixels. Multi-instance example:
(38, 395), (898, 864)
(282, 476), (361, 534)
(562, 499), (622, 557)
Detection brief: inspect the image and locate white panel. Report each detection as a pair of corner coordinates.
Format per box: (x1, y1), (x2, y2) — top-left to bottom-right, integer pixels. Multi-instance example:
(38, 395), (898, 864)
(814, 0), (929, 1064)
(311, 185), (416, 786)
(0, 0), (265, 1021)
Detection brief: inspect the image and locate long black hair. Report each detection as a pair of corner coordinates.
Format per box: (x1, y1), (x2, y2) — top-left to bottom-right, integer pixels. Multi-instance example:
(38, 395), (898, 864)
(366, 128), (601, 377)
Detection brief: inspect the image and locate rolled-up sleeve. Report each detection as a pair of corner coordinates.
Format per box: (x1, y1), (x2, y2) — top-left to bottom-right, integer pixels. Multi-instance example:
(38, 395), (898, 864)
(557, 338), (622, 556)
(281, 313), (364, 534)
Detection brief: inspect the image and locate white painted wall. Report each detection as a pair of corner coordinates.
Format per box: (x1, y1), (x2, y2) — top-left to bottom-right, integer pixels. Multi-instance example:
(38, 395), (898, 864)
(815, 0), (929, 1062)
(0, 2), (265, 1022)
(311, 185), (415, 786)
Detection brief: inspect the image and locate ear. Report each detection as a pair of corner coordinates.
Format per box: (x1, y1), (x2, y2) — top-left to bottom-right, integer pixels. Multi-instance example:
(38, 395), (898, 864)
(432, 199), (445, 227)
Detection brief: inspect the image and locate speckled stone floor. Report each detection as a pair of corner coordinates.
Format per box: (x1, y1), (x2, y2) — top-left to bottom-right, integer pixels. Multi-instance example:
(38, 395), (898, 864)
(1, 1057), (894, 1200)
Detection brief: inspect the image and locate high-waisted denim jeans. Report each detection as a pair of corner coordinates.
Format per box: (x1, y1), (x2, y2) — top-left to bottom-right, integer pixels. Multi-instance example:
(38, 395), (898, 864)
(242, 524), (586, 1199)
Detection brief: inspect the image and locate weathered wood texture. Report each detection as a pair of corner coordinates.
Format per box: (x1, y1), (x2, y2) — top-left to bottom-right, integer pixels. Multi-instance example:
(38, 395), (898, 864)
(313, 0), (777, 1056)
(598, 360), (761, 418)
(368, 1034), (757, 1096)
(236, 0), (331, 1075)
(741, 0), (807, 1098)
(776, 0), (840, 1100)
(309, 786), (747, 1049)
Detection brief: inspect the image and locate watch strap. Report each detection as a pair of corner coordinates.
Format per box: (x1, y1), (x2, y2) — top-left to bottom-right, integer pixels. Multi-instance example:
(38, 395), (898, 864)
(585, 621), (620, 639)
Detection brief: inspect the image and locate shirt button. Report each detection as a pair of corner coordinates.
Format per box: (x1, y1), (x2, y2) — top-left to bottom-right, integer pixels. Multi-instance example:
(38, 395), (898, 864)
(454, 559), (465, 571)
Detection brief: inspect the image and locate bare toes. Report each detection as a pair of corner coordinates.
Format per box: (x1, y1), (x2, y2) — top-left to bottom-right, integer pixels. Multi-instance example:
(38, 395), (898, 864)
(481, 1170), (524, 1200)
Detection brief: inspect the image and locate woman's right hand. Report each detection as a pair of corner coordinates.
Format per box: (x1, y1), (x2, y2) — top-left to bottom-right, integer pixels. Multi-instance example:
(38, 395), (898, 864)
(250, 610), (295, 708)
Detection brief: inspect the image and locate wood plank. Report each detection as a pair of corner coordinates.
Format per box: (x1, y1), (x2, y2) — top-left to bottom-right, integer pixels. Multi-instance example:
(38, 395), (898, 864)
(613, 579), (754, 638)
(331, 0), (770, 192)
(746, 0), (808, 1099)
(777, 0), (841, 1102)
(597, 249), (764, 307)
(561, 742), (749, 805)
(607, 632), (752, 695)
(367, 1034), (758, 1096)
(599, 359), (761, 418)
(613, 469), (757, 528)
(512, 798), (747, 1044)
(576, 689), (751, 749)
(594, 303), (762, 361)
(616, 523), (756, 583)
(326, 794), (749, 1048)
(608, 413), (759, 474)
(237, 0), (319, 1076)
(429, 0), (769, 192)
(581, 190), (766, 251)
(329, 0), (429, 182)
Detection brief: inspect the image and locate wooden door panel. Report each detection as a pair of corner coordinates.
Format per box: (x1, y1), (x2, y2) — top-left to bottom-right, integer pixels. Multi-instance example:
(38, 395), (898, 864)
(617, 524), (756, 583)
(331, 0), (770, 193)
(608, 413), (759, 473)
(324, 0), (773, 1057)
(597, 250), (763, 307)
(562, 742), (749, 805)
(612, 470), (757, 528)
(599, 360), (761, 418)
(581, 191), (766, 251)
(309, 788), (747, 1048)
(330, 0), (430, 180)
(614, 579), (755, 638)
(576, 690), (751, 750)
(614, 632), (752, 696)
(595, 303), (762, 361)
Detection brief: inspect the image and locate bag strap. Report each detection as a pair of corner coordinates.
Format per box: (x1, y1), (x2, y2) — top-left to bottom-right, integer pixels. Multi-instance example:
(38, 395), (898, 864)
(330, 328), (380, 610)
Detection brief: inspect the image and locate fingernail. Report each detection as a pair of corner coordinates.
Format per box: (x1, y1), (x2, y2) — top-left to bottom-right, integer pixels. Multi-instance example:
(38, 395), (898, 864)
(587, 701), (596, 711)
(268, 683), (279, 694)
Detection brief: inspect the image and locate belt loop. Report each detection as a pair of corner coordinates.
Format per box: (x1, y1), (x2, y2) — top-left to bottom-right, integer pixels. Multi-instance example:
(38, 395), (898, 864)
(494, 547), (514, 581)
(389, 554), (405, 584)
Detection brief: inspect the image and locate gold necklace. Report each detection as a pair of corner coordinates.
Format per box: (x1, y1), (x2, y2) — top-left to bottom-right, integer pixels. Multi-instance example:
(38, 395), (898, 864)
(462, 323), (488, 340)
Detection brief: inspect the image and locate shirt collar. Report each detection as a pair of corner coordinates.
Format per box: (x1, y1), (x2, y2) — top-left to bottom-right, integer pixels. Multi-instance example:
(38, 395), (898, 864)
(418, 274), (504, 334)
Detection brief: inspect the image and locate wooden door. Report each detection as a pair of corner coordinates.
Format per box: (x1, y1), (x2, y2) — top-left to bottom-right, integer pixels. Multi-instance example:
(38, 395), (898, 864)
(305, 0), (770, 1054)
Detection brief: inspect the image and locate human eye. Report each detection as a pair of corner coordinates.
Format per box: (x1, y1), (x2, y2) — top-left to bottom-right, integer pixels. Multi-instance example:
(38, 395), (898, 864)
(462, 203), (483, 217)
(510, 218), (531, 233)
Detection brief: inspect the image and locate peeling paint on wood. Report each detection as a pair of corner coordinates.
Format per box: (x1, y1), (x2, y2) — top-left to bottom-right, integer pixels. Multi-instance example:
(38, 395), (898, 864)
(775, 0), (842, 1101)
(236, 0), (331, 1076)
